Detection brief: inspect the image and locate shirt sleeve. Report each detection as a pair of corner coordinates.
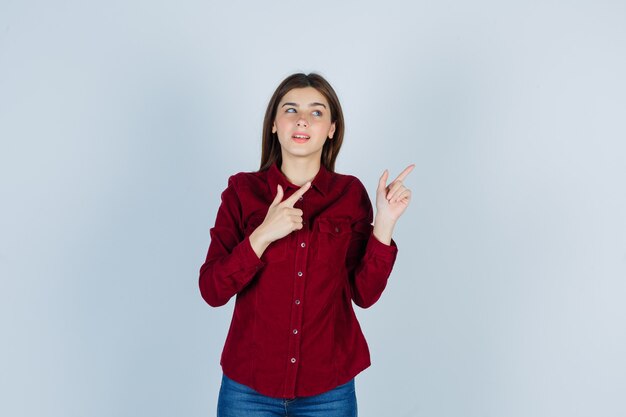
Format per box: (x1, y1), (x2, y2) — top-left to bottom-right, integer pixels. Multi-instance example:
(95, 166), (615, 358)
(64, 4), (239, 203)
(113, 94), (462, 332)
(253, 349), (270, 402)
(198, 175), (265, 307)
(345, 178), (398, 308)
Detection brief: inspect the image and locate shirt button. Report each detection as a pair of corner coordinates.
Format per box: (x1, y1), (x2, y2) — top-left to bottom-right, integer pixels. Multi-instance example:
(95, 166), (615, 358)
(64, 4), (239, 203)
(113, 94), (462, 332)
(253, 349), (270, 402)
(335, 227), (340, 233)
(299, 196), (304, 201)
(297, 271), (303, 277)
(293, 329), (298, 335)
(290, 358), (296, 363)
(295, 300), (301, 305)
(300, 242), (306, 248)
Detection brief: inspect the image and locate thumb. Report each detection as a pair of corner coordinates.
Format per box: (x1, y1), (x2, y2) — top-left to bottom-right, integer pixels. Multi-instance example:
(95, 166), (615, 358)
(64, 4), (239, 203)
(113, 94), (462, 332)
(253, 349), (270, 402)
(378, 169), (389, 193)
(270, 184), (284, 207)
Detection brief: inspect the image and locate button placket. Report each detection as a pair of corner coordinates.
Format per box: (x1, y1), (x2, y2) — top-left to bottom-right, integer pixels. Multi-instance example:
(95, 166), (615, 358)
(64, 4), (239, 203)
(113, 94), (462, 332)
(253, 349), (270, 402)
(284, 199), (310, 397)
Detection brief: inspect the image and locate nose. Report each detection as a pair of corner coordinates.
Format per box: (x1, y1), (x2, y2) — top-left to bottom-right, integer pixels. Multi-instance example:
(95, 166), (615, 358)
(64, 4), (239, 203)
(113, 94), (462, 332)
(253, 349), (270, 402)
(296, 116), (308, 128)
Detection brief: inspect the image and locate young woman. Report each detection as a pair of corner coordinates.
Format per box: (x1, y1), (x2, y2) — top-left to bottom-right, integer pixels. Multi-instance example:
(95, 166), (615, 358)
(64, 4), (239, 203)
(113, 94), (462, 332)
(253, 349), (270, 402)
(199, 73), (414, 417)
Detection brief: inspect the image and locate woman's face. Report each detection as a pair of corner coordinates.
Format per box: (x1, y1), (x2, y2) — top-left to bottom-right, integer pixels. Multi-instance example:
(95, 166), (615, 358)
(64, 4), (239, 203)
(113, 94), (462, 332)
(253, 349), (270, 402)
(272, 87), (336, 164)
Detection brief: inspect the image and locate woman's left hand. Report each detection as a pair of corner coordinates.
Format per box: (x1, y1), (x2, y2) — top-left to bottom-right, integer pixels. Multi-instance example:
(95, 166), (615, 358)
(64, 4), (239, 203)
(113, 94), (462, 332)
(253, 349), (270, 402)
(375, 164), (415, 223)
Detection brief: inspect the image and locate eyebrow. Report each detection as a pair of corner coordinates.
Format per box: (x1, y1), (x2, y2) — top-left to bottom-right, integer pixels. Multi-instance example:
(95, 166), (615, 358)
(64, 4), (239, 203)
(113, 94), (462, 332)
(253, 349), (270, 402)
(281, 102), (327, 109)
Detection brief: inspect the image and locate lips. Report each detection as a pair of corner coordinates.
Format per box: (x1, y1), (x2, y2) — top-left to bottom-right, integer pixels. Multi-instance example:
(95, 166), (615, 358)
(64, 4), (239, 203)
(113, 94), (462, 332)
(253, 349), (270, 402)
(292, 132), (310, 143)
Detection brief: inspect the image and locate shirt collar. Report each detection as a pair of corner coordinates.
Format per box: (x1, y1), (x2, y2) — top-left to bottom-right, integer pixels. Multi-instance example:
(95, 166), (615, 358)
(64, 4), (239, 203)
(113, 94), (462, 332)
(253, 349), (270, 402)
(267, 161), (331, 197)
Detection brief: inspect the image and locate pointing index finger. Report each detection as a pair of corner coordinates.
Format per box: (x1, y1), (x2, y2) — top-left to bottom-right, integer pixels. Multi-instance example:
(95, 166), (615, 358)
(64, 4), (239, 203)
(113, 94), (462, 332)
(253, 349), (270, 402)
(283, 181), (311, 207)
(392, 164), (416, 183)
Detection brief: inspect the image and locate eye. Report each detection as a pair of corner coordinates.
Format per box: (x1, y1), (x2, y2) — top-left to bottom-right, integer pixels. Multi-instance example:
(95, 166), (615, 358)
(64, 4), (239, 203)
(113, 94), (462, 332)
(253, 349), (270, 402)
(312, 110), (323, 117)
(285, 108), (297, 113)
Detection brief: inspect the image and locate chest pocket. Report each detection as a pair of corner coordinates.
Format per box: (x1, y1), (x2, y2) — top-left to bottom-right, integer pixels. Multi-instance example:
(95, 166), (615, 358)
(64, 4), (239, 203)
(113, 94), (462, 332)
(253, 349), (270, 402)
(313, 217), (352, 263)
(244, 215), (288, 263)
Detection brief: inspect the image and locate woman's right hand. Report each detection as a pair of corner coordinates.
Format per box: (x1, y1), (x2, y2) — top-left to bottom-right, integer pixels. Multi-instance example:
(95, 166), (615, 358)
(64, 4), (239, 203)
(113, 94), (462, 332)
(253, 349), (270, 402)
(249, 182), (311, 258)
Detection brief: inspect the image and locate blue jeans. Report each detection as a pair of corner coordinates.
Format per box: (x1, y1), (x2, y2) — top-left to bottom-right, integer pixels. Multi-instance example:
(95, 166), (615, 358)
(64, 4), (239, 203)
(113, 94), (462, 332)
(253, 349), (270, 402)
(217, 374), (357, 417)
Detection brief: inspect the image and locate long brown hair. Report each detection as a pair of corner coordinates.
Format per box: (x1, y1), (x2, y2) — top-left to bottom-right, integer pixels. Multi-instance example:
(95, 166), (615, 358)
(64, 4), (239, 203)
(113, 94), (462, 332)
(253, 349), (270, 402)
(259, 73), (345, 172)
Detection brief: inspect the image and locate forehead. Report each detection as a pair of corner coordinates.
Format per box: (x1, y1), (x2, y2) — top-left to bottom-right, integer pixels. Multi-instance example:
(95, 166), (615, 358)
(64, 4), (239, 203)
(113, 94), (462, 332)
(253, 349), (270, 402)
(279, 87), (329, 107)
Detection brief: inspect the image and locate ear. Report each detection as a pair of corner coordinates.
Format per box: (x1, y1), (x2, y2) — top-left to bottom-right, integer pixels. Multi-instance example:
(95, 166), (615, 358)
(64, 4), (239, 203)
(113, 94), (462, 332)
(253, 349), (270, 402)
(328, 122), (336, 139)
(272, 122), (277, 134)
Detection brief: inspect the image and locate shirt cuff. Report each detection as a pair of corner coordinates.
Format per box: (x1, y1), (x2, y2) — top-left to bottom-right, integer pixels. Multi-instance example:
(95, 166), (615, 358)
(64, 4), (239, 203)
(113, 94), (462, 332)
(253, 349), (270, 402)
(365, 233), (398, 262)
(237, 235), (266, 272)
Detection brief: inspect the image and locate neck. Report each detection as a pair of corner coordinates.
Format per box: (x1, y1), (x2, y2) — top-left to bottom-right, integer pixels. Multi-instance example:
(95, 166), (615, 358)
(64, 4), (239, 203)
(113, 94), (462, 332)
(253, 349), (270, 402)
(280, 157), (321, 186)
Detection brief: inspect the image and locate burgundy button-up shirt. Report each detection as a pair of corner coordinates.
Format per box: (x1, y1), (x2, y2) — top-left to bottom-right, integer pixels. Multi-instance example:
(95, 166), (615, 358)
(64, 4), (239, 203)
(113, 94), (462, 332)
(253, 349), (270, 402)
(199, 162), (398, 398)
